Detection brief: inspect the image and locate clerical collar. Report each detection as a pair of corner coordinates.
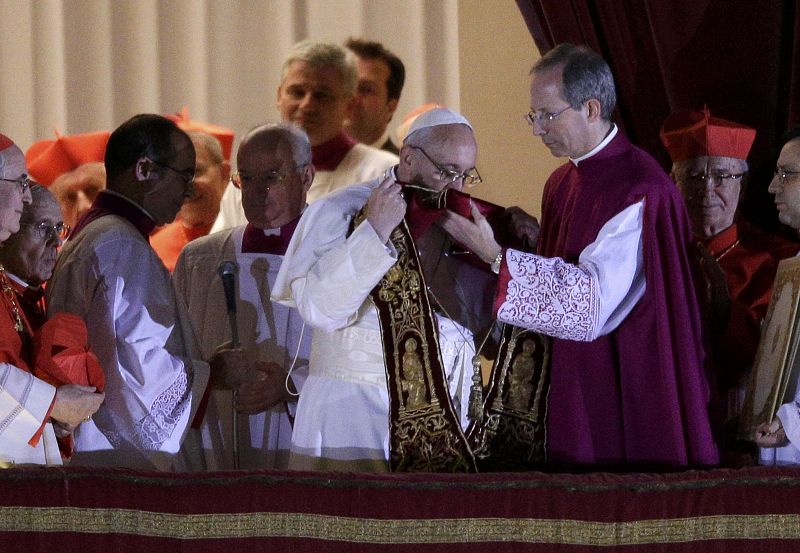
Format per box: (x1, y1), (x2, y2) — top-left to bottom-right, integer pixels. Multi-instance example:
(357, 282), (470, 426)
(70, 190), (157, 241)
(241, 214), (303, 255)
(312, 131), (357, 171)
(4, 271), (32, 290)
(571, 124), (618, 166)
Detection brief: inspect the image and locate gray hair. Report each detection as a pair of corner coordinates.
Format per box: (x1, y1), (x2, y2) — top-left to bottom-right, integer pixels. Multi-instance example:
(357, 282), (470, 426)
(532, 43), (617, 121)
(186, 131), (224, 165)
(240, 123), (312, 167)
(281, 40), (358, 97)
(21, 184), (60, 224)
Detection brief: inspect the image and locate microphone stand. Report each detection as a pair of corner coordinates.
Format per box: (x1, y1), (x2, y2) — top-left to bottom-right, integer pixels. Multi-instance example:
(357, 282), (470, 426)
(219, 261), (241, 469)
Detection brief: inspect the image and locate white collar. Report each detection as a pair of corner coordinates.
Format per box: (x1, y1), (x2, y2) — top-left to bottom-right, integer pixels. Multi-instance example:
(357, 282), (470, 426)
(5, 271), (31, 290)
(570, 124), (618, 166)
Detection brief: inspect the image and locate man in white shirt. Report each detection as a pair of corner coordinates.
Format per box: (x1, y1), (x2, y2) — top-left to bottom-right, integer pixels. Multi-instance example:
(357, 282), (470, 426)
(47, 115), (209, 470)
(212, 40), (397, 232)
(173, 123), (311, 470)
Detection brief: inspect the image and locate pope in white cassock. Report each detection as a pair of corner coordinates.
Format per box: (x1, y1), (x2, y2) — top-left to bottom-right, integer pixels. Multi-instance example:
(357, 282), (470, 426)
(47, 115), (210, 470)
(173, 123), (311, 470)
(273, 109), (507, 471)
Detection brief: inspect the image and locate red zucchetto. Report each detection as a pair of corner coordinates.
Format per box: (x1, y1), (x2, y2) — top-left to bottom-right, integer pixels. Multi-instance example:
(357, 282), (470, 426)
(0, 133), (15, 151)
(660, 107), (756, 162)
(26, 130), (110, 186)
(166, 106), (235, 161)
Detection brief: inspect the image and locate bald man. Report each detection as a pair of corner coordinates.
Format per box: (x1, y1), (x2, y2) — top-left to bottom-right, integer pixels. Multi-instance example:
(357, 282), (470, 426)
(173, 123), (312, 469)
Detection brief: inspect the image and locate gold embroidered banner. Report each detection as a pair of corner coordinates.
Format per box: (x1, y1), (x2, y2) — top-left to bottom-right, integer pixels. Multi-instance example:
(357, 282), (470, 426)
(369, 219), (476, 473)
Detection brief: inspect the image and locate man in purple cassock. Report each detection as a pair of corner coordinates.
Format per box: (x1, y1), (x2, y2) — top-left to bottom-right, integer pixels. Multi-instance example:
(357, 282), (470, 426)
(441, 44), (719, 469)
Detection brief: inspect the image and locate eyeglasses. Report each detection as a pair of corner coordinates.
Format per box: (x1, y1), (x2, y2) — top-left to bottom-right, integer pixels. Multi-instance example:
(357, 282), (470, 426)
(21, 221), (70, 241)
(0, 175), (32, 195)
(686, 172), (747, 186)
(524, 105), (573, 127)
(410, 146), (482, 187)
(231, 164), (308, 192)
(774, 167), (800, 184)
(153, 160), (194, 186)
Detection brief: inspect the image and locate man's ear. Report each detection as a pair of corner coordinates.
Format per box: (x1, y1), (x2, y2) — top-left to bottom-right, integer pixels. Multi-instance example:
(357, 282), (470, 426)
(301, 164), (315, 194)
(387, 98), (399, 120)
(586, 98), (603, 122)
(135, 157), (153, 181)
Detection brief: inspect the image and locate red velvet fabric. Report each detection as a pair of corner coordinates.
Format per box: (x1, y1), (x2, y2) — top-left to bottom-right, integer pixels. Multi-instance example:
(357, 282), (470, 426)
(1, 466), (800, 551)
(515, 0), (798, 232)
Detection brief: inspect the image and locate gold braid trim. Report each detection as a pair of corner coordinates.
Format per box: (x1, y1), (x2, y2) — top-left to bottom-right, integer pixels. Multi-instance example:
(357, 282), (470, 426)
(2, 507), (800, 544)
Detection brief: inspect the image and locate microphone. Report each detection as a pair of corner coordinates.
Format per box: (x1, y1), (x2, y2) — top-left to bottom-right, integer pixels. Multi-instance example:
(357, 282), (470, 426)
(218, 260), (239, 346)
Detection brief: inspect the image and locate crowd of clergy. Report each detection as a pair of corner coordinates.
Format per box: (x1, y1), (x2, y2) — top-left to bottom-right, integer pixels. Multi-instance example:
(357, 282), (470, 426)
(3, 38), (800, 473)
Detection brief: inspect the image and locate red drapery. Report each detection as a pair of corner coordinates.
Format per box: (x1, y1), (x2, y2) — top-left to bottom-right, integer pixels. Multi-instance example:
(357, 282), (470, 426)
(515, 0), (800, 231)
(2, 466), (800, 551)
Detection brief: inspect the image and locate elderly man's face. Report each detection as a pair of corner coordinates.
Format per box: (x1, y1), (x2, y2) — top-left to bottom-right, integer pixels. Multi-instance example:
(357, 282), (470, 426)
(141, 134), (196, 226)
(2, 194), (64, 285)
(50, 162), (105, 229)
(401, 124), (477, 193)
(769, 138), (800, 230)
(345, 57), (397, 143)
(528, 67), (595, 159)
(0, 145), (32, 243)
(238, 142), (309, 230)
(277, 61), (353, 146)
(177, 137), (228, 227)
(675, 156), (746, 239)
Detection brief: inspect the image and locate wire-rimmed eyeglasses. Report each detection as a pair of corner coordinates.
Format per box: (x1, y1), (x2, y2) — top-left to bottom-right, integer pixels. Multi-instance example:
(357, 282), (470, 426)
(410, 146), (482, 187)
(774, 167), (800, 184)
(524, 105), (573, 127)
(21, 221), (70, 242)
(230, 164), (309, 192)
(0, 175), (32, 195)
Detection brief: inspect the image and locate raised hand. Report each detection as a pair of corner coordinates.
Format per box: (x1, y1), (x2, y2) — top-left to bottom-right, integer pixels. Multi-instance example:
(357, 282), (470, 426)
(366, 175), (407, 243)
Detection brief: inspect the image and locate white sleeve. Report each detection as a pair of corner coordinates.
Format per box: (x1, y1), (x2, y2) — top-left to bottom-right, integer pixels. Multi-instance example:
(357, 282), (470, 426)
(272, 188), (398, 332)
(48, 233), (200, 463)
(0, 363), (56, 443)
(290, 220), (397, 332)
(496, 201), (645, 341)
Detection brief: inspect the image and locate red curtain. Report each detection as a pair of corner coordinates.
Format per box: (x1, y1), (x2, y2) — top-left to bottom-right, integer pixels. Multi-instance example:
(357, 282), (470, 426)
(516, 0), (799, 231)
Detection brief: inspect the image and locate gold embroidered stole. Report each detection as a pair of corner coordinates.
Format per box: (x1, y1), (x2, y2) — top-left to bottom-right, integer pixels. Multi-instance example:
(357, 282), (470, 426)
(468, 326), (551, 471)
(363, 215), (477, 473)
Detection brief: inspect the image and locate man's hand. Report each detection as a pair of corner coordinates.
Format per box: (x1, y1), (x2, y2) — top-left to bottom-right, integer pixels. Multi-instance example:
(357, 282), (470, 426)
(367, 176), (406, 243)
(235, 360), (290, 414)
(754, 417), (789, 448)
(504, 206), (540, 248)
(439, 202), (501, 264)
(50, 384), (104, 427)
(209, 345), (251, 389)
